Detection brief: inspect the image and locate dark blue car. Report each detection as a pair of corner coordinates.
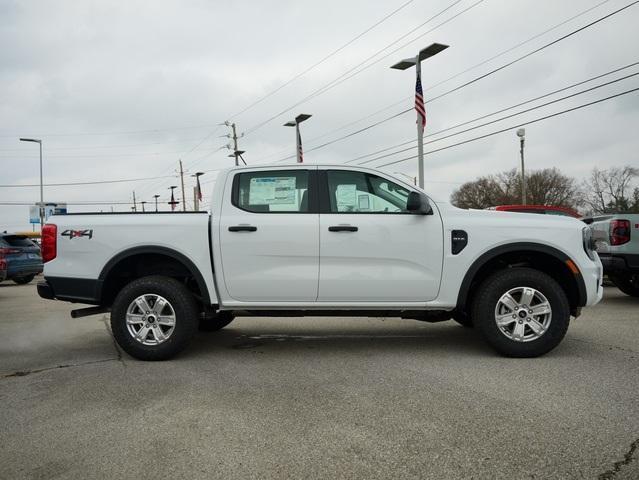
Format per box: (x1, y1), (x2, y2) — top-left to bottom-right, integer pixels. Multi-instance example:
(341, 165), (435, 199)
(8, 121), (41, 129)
(0, 232), (43, 284)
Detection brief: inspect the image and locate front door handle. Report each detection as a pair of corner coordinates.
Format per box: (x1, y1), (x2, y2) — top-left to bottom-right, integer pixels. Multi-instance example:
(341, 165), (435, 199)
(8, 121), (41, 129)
(328, 225), (358, 232)
(228, 225), (257, 232)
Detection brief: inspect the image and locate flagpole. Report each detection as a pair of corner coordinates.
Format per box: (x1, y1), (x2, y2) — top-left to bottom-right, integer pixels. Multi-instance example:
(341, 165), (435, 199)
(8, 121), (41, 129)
(415, 58), (424, 189)
(390, 43), (449, 190)
(295, 124), (301, 163)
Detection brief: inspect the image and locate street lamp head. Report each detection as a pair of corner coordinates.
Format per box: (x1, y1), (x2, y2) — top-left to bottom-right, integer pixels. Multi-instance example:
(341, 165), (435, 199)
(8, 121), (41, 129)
(284, 114), (312, 126)
(20, 138), (42, 143)
(390, 43), (449, 70)
(516, 128), (526, 138)
(153, 194), (160, 199)
(192, 171), (205, 178)
(390, 59), (416, 70)
(418, 43), (449, 61)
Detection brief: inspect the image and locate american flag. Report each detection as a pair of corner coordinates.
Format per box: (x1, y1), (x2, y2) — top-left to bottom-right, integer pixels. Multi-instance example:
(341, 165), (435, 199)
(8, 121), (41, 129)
(415, 72), (426, 132)
(297, 128), (304, 163)
(169, 189), (177, 211)
(196, 176), (203, 201)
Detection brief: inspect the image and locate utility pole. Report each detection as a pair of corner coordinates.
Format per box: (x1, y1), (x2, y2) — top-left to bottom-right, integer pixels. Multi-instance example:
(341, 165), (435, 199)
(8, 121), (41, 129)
(390, 43), (448, 189)
(132, 191), (137, 212)
(517, 128), (526, 205)
(179, 159), (186, 211)
(153, 194), (160, 212)
(222, 122), (246, 166)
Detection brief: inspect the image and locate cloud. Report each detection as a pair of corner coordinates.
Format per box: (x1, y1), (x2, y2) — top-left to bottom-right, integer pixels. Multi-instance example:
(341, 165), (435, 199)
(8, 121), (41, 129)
(1, 0), (638, 229)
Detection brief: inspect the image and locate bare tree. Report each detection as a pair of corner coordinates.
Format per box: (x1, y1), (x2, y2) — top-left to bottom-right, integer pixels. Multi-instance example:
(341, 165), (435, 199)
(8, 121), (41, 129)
(451, 168), (580, 210)
(582, 166), (638, 214)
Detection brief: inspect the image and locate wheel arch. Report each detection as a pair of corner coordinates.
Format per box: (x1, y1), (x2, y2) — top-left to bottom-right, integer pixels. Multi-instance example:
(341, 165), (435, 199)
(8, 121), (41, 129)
(98, 246), (210, 307)
(456, 242), (587, 317)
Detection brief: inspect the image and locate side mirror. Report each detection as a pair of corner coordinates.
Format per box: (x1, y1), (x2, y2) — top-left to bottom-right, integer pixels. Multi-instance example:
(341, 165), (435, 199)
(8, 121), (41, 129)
(406, 191), (432, 215)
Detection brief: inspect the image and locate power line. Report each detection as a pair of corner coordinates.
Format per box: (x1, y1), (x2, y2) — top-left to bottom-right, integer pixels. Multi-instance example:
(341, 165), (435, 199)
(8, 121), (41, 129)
(265, 0), (616, 157)
(0, 174), (176, 188)
(268, 2), (639, 163)
(425, 0), (639, 106)
(227, 0), (416, 120)
(244, 0), (476, 136)
(352, 65), (639, 165)
(0, 124), (217, 139)
(0, 147), (221, 159)
(0, 137), (210, 152)
(374, 86), (639, 168)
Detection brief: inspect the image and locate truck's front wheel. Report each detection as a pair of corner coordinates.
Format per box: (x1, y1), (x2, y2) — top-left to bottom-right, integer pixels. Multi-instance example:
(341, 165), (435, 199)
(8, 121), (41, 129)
(472, 268), (570, 358)
(111, 276), (198, 361)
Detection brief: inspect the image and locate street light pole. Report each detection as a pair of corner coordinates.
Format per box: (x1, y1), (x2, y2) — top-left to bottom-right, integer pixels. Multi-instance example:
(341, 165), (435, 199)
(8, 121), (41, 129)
(284, 114), (312, 163)
(153, 194), (160, 212)
(391, 43), (448, 189)
(19, 138), (44, 229)
(517, 128), (526, 205)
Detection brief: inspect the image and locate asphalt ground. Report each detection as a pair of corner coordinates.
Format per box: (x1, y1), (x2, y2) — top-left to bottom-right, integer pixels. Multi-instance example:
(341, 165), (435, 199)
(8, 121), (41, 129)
(0, 280), (637, 480)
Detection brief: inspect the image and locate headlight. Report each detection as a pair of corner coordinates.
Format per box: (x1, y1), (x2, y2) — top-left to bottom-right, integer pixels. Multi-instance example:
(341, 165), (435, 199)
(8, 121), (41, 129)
(582, 227), (597, 261)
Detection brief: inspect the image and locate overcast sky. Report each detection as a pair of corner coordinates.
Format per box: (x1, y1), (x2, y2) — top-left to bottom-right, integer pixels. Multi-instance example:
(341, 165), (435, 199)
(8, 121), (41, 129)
(1, 0), (638, 230)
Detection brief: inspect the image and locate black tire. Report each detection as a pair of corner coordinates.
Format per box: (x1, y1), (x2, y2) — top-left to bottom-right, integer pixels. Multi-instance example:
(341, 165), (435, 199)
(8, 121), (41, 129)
(199, 311), (235, 332)
(110, 276), (199, 361)
(13, 274), (36, 285)
(608, 273), (639, 297)
(472, 267), (570, 358)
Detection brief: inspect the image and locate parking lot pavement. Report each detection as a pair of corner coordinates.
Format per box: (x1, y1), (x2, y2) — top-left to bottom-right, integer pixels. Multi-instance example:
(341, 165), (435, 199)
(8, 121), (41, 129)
(0, 282), (637, 480)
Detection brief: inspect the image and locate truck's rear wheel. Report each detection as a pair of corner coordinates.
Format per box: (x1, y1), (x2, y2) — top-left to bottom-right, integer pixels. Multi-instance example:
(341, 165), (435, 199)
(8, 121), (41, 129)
(111, 276), (198, 360)
(472, 268), (570, 358)
(608, 273), (639, 297)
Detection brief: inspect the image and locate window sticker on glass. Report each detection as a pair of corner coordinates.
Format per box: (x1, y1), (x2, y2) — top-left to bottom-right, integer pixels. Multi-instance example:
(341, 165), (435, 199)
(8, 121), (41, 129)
(336, 184), (357, 211)
(358, 194), (370, 210)
(249, 177), (296, 205)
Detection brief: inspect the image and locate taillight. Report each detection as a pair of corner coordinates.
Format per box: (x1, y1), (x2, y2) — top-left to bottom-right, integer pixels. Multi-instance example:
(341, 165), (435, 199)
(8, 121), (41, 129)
(0, 247), (20, 255)
(610, 219), (630, 246)
(41, 224), (57, 262)
(0, 258), (6, 270)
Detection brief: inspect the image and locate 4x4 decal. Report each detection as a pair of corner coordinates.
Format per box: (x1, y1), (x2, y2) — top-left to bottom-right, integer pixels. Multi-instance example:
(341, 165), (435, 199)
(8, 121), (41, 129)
(61, 229), (93, 239)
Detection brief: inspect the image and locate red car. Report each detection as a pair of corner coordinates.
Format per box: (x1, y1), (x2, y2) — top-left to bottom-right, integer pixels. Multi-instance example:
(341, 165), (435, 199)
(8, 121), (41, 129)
(0, 255), (7, 282)
(491, 204), (581, 218)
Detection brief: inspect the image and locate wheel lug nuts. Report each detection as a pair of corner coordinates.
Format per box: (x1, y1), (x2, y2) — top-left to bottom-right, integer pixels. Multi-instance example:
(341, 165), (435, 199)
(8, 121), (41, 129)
(512, 314), (516, 319)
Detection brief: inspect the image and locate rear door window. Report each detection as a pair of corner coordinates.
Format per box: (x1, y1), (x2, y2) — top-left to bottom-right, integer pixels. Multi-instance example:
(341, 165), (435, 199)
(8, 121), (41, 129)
(233, 170), (312, 213)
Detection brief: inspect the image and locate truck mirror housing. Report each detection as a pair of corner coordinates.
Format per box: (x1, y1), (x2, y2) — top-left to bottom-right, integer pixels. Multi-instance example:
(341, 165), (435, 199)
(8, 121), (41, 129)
(407, 191), (432, 215)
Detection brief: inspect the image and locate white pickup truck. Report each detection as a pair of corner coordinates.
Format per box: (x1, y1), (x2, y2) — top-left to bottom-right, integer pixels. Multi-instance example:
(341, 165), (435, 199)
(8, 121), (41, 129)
(38, 165), (603, 360)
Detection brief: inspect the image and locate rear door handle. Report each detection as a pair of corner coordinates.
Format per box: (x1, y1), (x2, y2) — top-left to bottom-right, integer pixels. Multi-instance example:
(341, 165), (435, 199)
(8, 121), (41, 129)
(228, 225), (257, 232)
(328, 225), (358, 232)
